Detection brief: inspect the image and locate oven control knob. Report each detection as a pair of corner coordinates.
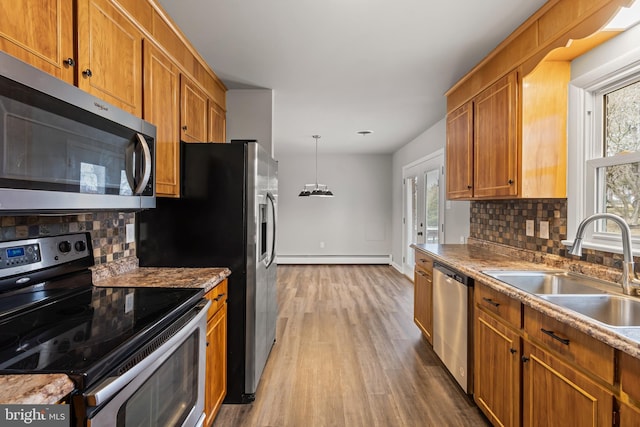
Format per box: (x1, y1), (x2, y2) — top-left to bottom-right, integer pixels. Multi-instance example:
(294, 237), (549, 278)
(75, 241), (86, 252)
(58, 241), (72, 253)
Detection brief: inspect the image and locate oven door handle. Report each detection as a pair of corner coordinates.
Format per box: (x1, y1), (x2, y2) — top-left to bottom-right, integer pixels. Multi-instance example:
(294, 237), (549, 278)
(84, 299), (210, 407)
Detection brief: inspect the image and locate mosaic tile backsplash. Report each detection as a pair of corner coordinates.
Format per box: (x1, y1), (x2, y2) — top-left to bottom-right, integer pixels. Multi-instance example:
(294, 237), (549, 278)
(0, 212), (135, 266)
(470, 199), (637, 271)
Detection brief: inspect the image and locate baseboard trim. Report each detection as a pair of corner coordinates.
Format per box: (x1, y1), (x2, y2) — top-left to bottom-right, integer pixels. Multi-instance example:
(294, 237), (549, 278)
(277, 255), (392, 265)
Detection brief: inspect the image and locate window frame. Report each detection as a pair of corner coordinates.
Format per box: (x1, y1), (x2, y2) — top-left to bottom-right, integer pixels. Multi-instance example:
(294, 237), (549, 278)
(566, 32), (640, 256)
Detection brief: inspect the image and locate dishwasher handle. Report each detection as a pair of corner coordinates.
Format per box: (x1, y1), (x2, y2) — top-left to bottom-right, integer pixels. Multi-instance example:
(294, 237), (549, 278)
(433, 263), (472, 287)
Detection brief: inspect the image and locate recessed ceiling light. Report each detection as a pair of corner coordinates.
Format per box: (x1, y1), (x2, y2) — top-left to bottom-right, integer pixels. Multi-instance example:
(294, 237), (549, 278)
(357, 130), (374, 136)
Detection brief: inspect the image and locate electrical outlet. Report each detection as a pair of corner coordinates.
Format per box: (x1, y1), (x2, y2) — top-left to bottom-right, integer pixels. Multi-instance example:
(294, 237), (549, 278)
(126, 223), (135, 243)
(526, 220), (534, 237)
(539, 221), (550, 239)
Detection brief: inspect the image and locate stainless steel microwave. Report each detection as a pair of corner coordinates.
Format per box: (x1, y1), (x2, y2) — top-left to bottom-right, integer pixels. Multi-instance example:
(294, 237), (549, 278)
(0, 51), (155, 214)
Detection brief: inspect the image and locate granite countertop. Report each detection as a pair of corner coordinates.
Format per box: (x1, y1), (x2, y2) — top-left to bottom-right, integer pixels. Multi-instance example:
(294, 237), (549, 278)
(412, 243), (640, 358)
(93, 267), (231, 293)
(0, 375), (75, 404)
(0, 266), (231, 405)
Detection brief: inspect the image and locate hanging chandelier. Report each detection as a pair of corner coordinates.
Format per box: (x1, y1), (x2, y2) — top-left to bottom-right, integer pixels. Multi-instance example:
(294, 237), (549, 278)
(298, 135), (334, 197)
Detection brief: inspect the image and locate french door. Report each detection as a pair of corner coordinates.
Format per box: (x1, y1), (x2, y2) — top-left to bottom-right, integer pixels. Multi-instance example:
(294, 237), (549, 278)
(402, 154), (444, 278)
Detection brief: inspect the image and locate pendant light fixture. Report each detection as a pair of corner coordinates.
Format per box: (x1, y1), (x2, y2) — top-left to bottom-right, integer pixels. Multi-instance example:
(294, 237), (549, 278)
(298, 135), (334, 197)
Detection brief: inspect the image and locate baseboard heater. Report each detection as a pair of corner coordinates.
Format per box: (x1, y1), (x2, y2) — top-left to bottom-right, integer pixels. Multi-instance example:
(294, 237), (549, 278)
(277, 255), (392, 265)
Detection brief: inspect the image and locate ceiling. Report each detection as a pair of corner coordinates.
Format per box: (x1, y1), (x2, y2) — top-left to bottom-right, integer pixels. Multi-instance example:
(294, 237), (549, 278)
(158, 0), (547, 154)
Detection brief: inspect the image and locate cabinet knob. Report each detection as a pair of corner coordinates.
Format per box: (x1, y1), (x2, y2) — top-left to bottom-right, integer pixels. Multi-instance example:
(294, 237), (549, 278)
(510, 348), (517, 354)
(182, 125), (188, 131)
(63, 57), (75, 67)
(82, 69), (93, 78)
(467, 185), (472, 189)
(508, 179), (514, 185)
(521, 356), (530, 363)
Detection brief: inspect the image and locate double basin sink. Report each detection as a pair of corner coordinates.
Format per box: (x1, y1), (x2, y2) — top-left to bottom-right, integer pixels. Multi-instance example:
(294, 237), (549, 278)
(482, 270), (640, 328)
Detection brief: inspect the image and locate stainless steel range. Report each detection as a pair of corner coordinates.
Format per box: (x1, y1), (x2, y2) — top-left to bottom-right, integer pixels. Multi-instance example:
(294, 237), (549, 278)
(0, 233), (209, 427)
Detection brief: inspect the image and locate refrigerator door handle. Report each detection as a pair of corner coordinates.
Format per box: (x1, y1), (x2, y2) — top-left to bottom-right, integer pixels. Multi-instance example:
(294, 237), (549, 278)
(266, 191), (277, 268)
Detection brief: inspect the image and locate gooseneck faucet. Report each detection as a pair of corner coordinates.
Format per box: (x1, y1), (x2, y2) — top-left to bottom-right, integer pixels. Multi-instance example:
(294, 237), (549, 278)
(569, 213), (640, 295)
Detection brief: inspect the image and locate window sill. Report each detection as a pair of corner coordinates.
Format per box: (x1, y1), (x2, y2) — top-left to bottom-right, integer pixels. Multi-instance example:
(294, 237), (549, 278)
(561, 239), (640, 258)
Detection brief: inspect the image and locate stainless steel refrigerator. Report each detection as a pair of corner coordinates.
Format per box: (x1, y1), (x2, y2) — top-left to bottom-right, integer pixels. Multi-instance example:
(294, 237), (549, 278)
(136, 140), (278, 403)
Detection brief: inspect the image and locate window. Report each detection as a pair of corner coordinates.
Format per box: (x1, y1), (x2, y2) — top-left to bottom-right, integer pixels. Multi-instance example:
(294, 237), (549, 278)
(567, 25), (640, 255)
(587, 79), (640, 238)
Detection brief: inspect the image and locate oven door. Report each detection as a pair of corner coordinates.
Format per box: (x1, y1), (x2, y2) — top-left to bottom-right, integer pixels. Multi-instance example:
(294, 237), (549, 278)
(82, 300), (210, 427)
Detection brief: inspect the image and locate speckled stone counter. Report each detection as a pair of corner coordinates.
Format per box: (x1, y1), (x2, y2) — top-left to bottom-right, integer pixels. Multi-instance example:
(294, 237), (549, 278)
(93, 266), (231, 293)
(412, 242), (640, 358)
(0, 266), (231, 404)
(0, 374), (74, 404)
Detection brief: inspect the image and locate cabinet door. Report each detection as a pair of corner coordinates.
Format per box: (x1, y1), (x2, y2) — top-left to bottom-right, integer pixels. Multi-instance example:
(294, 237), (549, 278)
(474, 310), (520, 427)
(143, 41), (180, 197)
(522, 340), (613, 427)
(446, 102), (473, 199)
(0, 0), (74, 84)
(181, 75), (209, 142)
(414, 266), (432, 344)
(473, 72), (518, 198)
(208, 101), (226, 143)
(205, 304), (227, 427)
(77, 0), (143, 116)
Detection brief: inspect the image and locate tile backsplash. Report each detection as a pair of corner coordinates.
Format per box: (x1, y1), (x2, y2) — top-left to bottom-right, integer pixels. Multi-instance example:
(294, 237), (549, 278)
(470, 199), (635, 271)
(0, 212), (135, 266)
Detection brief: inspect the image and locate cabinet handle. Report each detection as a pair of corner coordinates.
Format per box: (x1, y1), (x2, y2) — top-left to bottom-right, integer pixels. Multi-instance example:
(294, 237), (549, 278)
(82, 68), (92, 78)
(213, 292), (226, 302)
(540, 328), (570, 345)
(63, 57), (75, 67)
(482, 297), (500, 308)
(508, 179), (514, 185)
(182, 125), (188, 131)
(521, 356), (530, 363)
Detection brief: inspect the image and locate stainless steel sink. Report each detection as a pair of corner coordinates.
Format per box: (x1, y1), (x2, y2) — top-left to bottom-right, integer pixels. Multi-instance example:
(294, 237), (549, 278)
(482, 270), (611, 295)
(540, 294), (640, 327)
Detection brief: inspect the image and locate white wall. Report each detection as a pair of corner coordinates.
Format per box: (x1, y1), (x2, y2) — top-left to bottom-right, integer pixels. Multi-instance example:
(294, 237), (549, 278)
(391, 118), (470, 269)
(226, 89), (274, 155)
(276, 152), (393, 263)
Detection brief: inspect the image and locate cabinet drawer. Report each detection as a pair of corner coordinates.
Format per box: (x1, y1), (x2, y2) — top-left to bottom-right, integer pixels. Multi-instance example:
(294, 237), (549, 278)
(523, 306), (614, 385)
(475, 281), (522, 329)
(415, 253), (433, 274)
(205, 279), (228, 319)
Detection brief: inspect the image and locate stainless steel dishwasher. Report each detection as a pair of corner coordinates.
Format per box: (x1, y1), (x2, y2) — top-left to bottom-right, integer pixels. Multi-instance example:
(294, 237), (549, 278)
(432, 262), (473, 394)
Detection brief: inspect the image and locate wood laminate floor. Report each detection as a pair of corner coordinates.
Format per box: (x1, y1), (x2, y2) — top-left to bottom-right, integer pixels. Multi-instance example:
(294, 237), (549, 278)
(213, 265), (489, 427)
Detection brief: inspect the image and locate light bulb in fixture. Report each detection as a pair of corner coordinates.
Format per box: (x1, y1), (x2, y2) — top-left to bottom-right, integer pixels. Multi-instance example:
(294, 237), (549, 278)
(298, 135), (334, 198)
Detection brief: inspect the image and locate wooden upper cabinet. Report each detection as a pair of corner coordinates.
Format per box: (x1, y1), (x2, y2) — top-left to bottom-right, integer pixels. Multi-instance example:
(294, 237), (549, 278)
(0, 0), (74, 84)
(143, 41), (180, 197)
(473, 71), (518, 198)
(446, 102), (473, 199)
(77, 0), (143, 116)
(181, 75), (209, 142)
(208, 101), (226, 143)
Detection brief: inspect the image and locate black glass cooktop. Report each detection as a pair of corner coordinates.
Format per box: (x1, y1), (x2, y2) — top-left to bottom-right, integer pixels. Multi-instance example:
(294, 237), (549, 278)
(0, 281), (203, 389)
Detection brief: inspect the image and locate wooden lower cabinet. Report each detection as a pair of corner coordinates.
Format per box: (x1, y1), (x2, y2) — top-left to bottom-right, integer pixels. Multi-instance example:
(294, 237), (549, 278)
(474, 310), (521, 427)
(413, 252), (433, 344)
(204, 282), (228, 426)
(619, 401), (640, 427)
(521, 340), (613, 427)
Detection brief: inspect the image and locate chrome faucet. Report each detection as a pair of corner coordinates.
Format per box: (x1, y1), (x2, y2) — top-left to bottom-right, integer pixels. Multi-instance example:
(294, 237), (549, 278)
(569, 213), (640, 295)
